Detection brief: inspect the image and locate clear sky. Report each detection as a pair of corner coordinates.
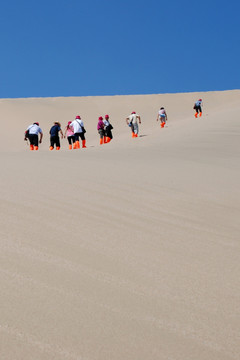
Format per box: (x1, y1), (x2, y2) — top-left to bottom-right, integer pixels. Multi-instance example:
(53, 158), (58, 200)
(0, 0), (239, 98)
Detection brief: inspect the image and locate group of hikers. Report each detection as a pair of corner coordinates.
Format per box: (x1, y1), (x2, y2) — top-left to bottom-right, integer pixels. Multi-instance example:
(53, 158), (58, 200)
(24, 99), (203, 151)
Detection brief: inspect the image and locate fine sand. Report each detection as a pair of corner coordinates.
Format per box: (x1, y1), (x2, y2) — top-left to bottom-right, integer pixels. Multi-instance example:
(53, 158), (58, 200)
(0, 90), (239, 360)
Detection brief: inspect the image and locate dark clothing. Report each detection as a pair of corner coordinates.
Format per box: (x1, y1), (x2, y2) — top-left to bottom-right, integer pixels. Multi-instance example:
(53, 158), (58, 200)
(50, 136), (60, 148)
(50, 125), (61, 137)
(75, 132), (85, 141)
(67, 135), (75, 145)
(105, 124), (113, 139)
(194, 105), (202, 113)
(28, 134), (39, 146)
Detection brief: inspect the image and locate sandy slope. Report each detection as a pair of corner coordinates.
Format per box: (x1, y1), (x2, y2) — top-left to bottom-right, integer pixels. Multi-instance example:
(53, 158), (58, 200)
(0, 90), (239, 360)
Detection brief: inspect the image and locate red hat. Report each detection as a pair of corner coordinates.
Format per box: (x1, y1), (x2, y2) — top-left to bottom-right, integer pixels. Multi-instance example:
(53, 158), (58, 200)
(98, 116), (103, 120)
(131, 111), (136, 114)
(75, 115), (81, 119)
(68, 121), (71, 125)
(34, 122), (39, 126)
(105, 114), (109, 119)
(199, 99), (202, 101)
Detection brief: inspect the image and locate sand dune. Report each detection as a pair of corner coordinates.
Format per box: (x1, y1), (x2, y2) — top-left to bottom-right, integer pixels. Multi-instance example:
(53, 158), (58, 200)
(0, 90), (240, 359)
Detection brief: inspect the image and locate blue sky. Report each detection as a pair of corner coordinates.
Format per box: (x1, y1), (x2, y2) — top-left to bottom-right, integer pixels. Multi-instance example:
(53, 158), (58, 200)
(0, 0), (239, 98)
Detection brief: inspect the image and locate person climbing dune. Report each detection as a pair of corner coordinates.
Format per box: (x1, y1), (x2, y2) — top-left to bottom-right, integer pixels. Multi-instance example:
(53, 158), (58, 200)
(103, 115), (113, 143)
(156, 107), (168, 128)
(126, 111), (141, 138)
(193, 99), (203, 118)
(64, 121), (75, 150)
(70, 115), (87, 149)
(24, 122), (43, 151)
(49, 122), (63, 150)
(97, 116), (105, 145)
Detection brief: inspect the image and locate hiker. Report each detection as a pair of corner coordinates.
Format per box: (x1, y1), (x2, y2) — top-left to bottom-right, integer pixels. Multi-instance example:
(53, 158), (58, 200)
(157, 107), (168, 128)
(49, 122), (63, 150)
(103, 115), (113, 143)
(126, 111), (141, 138)
(64, 121), (75, 150)
(193, 99), (203, 118)
(97, 116), (105, 145)
(70, 115), (86, 149)
(24, 122), (43, 151)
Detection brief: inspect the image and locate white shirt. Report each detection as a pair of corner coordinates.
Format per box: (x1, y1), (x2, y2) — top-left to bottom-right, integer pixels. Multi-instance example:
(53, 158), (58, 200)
(27, 124), (42, 135)
(103, 119), (110, 126)
(128, 114), (139, 124)
(158, 109), (166, 116)
(195, 100), (202, 107)
(70, 119), (84, 133)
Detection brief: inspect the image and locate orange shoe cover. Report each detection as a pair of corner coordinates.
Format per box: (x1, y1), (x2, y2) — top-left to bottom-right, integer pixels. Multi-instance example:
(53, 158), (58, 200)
(199, 112), (202, 117)
(100, 138), (103, 145)
(73, 142), (77, 149)
(195, 113), (198, 118)
(30, 145), (34, 151)
(135, 134), (138, 137)
(132, 132), (135, 138)
(104, 136), (107, 143)
(106, 137), (111, 143)
(34, 146), (39, 150)
(49, 146), (54, 151)
(56, 146), (60, 150)
(161, 122), (165, 128)
(69, 144), (72, 150)
(82, 140), (86, 148)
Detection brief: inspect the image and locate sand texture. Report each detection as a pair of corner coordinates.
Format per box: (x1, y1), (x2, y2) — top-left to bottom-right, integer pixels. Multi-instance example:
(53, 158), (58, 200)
(0, 90), (240, 359)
